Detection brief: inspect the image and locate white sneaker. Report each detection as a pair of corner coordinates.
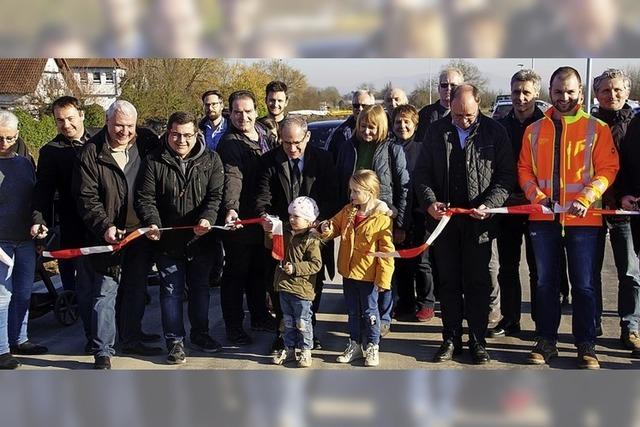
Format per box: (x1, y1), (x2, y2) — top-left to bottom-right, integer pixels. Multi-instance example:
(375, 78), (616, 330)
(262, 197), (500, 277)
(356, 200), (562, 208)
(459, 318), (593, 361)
(297, 349), (312, 368)
(272, 347), (295, 365)
(336, 340), (364, 363)
(364, 343), (379, 367)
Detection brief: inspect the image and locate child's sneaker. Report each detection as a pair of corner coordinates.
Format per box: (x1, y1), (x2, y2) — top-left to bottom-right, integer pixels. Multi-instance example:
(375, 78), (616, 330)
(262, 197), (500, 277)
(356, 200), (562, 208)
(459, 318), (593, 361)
(272, 347), (296, 365)
(364, 343), (379, 367)
(336, 339), (363, 363)
(297, 349), (312, 368)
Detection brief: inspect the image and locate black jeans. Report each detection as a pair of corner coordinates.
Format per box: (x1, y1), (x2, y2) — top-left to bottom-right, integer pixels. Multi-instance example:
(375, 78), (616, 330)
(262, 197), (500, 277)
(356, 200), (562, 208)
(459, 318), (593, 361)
(432, 216), (492, 345)
(220, 236), (269, 332)
(496, 215), (537, 325)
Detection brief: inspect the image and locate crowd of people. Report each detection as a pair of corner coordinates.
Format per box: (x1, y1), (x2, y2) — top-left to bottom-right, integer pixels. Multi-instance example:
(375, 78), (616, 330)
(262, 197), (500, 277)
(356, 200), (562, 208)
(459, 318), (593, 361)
(0, 65), (638, 371)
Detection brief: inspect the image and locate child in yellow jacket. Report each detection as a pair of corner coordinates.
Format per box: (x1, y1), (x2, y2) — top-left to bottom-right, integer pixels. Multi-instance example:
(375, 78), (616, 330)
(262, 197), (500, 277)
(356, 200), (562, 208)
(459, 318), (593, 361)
(319, 169), (395, 367)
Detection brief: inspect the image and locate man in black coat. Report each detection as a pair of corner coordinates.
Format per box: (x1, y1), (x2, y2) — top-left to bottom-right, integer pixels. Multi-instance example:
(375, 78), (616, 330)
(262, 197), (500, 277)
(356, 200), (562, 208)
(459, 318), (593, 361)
(325, 89), (375, 160)
(255, 116), (339, 351)
(135, 111), (224, 365)
(72, 100), (161, 369)
(415, 84), (515, 365)
(414, 68), (464, 143)
(31, 96), (94, 347)
(216, 90), (279, 345)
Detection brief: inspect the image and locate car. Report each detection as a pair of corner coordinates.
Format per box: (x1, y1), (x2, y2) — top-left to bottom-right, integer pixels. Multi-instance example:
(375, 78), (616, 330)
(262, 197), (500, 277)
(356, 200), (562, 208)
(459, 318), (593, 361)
(491, 99), (552, 120)
(307, 119), (343, 150)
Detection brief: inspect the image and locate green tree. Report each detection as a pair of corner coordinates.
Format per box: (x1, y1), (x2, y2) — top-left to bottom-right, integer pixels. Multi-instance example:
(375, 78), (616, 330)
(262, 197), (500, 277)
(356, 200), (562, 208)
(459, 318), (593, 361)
(13, 109), (57, 156)
(83, 104), (105, 128)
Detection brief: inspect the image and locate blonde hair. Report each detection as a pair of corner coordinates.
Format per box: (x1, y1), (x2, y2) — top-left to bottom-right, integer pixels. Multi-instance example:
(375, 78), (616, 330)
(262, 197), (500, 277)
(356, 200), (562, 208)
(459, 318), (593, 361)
(356, 104), (388, 144)
(349, 169), (381, 199)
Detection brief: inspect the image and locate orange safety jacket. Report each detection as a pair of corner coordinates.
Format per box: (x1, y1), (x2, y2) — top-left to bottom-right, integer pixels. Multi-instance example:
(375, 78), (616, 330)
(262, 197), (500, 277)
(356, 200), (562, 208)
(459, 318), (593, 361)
(518, 106), (619, 227)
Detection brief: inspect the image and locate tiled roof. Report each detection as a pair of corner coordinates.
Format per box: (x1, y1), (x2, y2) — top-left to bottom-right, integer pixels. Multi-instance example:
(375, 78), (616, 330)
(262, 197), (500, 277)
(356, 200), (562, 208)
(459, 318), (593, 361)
(0, 58), (48, 94)
(64, 58), (126, 69)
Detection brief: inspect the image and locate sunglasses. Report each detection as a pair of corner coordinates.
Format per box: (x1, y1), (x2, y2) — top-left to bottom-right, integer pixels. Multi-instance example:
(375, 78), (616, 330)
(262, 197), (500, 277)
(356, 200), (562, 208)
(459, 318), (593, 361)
(439, 83), (457, 89)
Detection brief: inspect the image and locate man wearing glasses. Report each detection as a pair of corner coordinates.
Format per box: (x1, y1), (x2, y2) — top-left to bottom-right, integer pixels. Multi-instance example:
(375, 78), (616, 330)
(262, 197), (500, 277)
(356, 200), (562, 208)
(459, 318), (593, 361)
(415, 68), (464, 143)
(135, 111), (224, 365)
(326, 89), (375, 161)
(256, 116), (339, 353)
(199, 89), (228, 152)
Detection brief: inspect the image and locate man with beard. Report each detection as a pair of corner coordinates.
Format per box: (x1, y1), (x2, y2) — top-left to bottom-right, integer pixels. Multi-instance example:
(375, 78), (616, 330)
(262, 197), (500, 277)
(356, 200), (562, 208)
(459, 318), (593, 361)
(519, 67), (619, 369)
(259, 80), (289, 129)
(199, 89), (228, 152)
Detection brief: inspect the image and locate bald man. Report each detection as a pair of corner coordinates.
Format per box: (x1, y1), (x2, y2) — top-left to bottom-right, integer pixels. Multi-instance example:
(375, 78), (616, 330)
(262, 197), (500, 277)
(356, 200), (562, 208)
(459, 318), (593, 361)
(414, 84), (516, 365)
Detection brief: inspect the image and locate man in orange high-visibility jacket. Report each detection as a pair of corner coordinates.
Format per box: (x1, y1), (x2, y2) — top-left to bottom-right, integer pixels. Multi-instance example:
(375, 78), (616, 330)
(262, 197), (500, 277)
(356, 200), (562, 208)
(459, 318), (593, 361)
(518, 66), (619, 370)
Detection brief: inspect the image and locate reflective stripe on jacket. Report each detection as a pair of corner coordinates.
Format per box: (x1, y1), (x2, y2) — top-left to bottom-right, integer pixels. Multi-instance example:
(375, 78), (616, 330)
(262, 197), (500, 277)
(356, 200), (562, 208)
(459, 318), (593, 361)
(517, 106), (619, 226)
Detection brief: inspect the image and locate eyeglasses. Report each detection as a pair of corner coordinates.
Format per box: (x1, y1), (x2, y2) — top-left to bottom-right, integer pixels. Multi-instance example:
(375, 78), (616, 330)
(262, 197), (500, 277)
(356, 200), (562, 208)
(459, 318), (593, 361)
(0, 135), (17, 143)
(439, 83), (457, 89)
(169, 131), (195, 140)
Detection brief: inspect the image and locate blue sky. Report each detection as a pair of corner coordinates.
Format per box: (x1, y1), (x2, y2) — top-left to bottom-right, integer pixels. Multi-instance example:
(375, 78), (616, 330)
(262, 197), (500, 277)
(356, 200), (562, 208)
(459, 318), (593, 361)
(280, 58), (640, 94)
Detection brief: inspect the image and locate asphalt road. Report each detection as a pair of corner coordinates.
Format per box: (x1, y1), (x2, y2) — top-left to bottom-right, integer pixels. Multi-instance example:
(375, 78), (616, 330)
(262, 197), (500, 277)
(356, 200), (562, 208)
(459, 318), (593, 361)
(19, 236), (640, 370)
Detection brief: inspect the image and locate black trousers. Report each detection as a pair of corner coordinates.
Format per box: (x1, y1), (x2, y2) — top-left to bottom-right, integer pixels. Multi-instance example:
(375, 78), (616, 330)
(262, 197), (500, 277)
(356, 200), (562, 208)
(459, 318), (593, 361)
(496, 215), (537, 325)
(432, 216), (492, 345)
(220, 235), (270, 331)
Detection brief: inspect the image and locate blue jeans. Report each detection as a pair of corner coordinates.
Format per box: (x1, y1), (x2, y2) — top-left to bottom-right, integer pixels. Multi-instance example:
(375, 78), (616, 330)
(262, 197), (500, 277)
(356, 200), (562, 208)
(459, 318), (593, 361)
(378, 289), (393, 327)
(75, 258), (119, 357)
(0, 241), (35, 354)
(157, 253), (212, 346)
(279, 291), (313, 350)
(529, 222), (599, 345)
(604, 219), (640, 333)
(343, 278), (380, 345)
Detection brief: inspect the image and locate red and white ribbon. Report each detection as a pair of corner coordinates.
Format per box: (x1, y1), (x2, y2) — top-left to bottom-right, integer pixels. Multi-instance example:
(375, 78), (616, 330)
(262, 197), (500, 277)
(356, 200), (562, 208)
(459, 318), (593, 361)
(40, 217), (287, 261)
(370, 213), (452, 259)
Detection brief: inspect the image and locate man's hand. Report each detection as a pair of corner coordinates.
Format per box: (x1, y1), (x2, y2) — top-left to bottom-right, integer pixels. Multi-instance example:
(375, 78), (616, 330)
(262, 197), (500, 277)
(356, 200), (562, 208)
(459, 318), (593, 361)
(319, 220), (333, 234)
(283, 262), (294, 275)
(194, 219), (211, 236)
(470, 204), (489, 220)
(104, 226), (125, 244)
(427, 202), (447, 220)
(261, 215), (274, 233)
(225, 209), (243, 230)
(30, 224), (48, 239)
(393, 229), (406, 244)
(145, 224), (161, 241)
(621, 195), (640, 211)
(567, 200), (588, 217)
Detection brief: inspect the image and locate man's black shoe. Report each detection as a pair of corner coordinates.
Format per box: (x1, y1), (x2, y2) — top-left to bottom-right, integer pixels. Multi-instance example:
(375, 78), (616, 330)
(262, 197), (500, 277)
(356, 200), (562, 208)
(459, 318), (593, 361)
(432, 340), (462, 363)
(0, 353), (21, 369)
(470, 343), (491, 365)
(10, 341), (48, 355)
(121, 343), (163, 356)
(141, 332), (161, 342)
(93, 356), (111, 370)
(313, 336), (322, 350)
(270, 335), (285, 353)
(488, 321), (521, 338)
(190, 334), (223, 353)
(227, 328), (253, 345)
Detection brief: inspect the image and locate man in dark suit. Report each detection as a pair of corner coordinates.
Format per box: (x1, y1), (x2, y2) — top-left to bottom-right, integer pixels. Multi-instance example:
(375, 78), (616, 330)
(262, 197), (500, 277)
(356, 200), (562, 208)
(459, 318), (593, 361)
(256, 116), (339, 352)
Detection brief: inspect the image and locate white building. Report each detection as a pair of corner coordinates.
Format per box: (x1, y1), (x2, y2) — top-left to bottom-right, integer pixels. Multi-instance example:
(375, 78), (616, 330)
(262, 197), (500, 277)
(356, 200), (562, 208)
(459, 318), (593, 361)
(0, 58), (126, 112)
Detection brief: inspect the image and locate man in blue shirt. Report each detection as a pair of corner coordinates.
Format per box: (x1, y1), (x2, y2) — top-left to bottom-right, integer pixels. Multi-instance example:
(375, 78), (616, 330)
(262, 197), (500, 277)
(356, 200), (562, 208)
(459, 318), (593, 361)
(199, 89), (228, 152)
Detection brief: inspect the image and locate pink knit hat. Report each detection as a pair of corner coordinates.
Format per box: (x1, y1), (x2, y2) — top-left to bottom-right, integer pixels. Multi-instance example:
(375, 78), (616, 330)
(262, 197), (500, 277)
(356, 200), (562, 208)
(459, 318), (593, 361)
(288, 196), (319, 222)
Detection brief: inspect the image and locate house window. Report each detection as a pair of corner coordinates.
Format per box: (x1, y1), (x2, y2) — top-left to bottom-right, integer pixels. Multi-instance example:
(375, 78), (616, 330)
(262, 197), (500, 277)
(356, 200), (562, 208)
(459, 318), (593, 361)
(79, 72), (88, 84)
(92, 72), (101, 84)
(105, 71), (114, 84)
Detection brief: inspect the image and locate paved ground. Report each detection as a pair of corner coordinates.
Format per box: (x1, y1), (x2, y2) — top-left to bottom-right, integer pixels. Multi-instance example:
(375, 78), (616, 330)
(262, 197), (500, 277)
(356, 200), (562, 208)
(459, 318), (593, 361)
(19, 236), (640, 370)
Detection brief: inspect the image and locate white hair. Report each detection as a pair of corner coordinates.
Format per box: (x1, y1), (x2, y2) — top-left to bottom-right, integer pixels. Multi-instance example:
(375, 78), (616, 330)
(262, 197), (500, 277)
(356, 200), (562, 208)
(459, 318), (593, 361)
(106, 100), (137, 120)
(352, 89), (375, 103)
(0, 110), (19, 130)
